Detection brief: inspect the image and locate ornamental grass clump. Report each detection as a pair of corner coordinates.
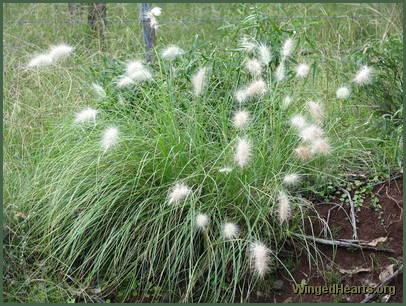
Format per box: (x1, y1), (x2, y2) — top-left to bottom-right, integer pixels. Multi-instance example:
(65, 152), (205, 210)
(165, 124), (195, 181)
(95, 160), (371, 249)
(21, 30), (375, 302)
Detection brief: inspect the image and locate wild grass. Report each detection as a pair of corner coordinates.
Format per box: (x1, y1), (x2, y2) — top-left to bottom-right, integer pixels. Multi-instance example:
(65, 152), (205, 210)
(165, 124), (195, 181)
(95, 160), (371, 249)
(3, 3), (403, 303)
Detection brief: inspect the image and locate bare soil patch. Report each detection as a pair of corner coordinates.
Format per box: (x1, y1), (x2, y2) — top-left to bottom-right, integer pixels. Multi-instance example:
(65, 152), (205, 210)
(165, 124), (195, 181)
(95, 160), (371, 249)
(252, 177), (403, 303)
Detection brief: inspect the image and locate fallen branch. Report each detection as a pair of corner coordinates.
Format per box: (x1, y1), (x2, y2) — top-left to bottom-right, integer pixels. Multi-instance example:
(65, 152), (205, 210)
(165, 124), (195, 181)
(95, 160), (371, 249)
(294, 234), (395, 253)
(361, 264), (403, 303)
(340, 188), (358, 240)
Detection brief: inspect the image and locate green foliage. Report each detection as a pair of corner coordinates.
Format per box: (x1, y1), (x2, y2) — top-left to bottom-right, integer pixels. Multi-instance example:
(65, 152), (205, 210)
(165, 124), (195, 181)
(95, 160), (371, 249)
(3, 3), (402, 303)
(356, 36), (403, 119)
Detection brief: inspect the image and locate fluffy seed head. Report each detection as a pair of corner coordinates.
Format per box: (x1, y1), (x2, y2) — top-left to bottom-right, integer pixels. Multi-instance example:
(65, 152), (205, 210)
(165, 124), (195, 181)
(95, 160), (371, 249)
(168, 183), (191, 205)
(290, 115), (307, 130)
(128, 69), (153, 82)
(27, 54), (53, 68)
(196, 213), (210, 229)
(275, 63), (285, 82)
(257, 43), (272, 65)
(48, 44), (74, 61)
(234, 137), (251, 168)
(336, 86), (351, 99)
(74, 108), (97, 124)
(240, 36), (257, 53)
(92, 83), (106, 99)
(294, 145), (313, 160)
(295, 63), (310, 78)
(277, 191), (291, 223)
(246, 79), (267, 97)
(146, 11), (159, 30)
(232, 110), (250, 129)
(124, 60), (152, 82)
(299, 124), (324, 142)
(281, 38), (294, 57)
(282, 96), (292, 109)
(116, 76), (135, 88)
(101, 127), (119, 151)
(249, 242), (271, 277)
(222, 222), (239, 239)
(126, 60), (145, 76)
(161, 45), (185, 60)
(235, 89), (248, 104)
(192, 67), (208, 97)
(353, 65), (373, 85)
(219, 167), (233, 173)
(307, 101), (324, 122)
(245, 58), (262, 75)
(150, 7), (162, 16)
(310, 138), (331, 154)
(283, 173), (300, 186)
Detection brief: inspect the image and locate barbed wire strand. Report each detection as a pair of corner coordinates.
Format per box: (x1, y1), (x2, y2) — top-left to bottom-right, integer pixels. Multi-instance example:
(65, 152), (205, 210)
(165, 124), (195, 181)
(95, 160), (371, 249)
(3, 14), (400, 25)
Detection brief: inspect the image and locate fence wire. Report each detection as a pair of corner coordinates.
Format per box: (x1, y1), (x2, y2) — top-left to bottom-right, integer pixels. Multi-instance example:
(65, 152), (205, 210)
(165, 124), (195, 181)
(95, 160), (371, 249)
(3, 12), (399, 64)
(3, 14), (400, 25)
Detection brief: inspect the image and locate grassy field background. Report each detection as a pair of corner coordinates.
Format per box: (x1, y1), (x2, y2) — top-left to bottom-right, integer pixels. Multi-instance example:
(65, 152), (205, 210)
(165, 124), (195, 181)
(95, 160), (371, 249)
(3, 3), (403, 302)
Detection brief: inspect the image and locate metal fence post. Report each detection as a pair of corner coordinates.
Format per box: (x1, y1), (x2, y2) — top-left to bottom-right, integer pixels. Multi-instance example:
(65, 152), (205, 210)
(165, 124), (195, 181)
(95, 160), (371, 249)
(140, 3), (155, 63)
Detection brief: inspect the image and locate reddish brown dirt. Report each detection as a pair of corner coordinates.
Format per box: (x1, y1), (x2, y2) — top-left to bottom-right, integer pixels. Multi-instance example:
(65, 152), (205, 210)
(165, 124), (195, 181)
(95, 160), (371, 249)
(256, 177), (403, 303)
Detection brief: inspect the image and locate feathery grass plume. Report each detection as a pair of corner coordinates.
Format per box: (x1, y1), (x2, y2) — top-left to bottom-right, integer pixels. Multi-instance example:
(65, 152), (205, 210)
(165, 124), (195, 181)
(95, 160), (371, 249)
(257, 43), (272, 65)
(222, 222), (239, 239)
(249, 242), (270, 277)
(232, 110), (250, 129)
(336, 86), (350, 99)
(117, 60), (152, 87)
(126, 60), (145, 75)
(168, 183), (191, 205)
(27, 43), (73, 68)
(128, 69), (153, 82)
(234, 137), (251, 168)
(282, 95), (292, 109)
(307, 101), (324, 122)
(283, 173), (300, 186)
(353, 65), (373, 85)
(235, 89), (248, 104)
(240, 36), (256, 53)
(192, 67), (208, 96)
(74, 108), (97, 124)
(125, 60), (153, 81)
(27, 54), (53, 68)
(246, 79), (267, 97)
(150, 7), (162, 16)
(219, 166), (233, 173)
(161, 45), (185, 60)
(290, 115), (307, 130)
(277, 191), (291, 223)
(294, 145), (313, 159)
(281, 38), (294, 57)
(116, 76), (135, 88)
(275, 62), (285, 82)
(146, 7), (162, 30)
(310, 137), (331, 154)
(245, 58), (262, 75)
(295, 63), (310, 78)
(196, 213), (210, 229)
(299, 124), (324, 142)
(48, 44), (74, 61)
(101, 127), (119, 151)
(92, 83), (106, 99)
